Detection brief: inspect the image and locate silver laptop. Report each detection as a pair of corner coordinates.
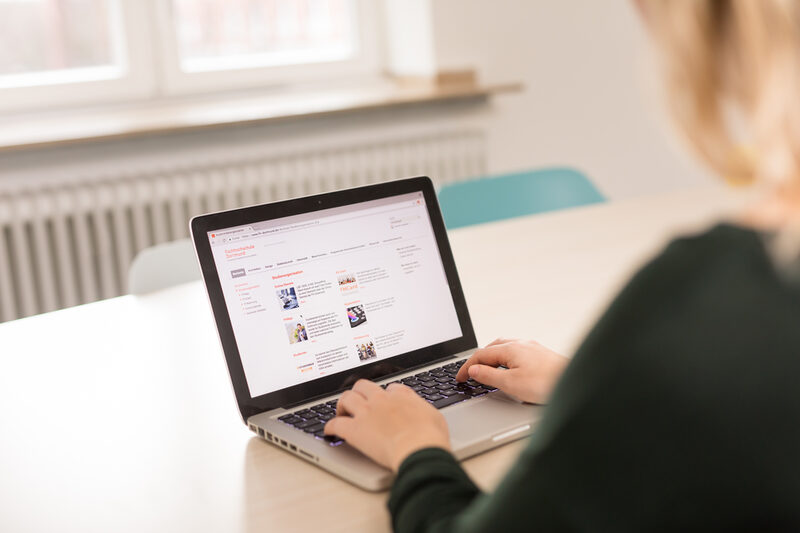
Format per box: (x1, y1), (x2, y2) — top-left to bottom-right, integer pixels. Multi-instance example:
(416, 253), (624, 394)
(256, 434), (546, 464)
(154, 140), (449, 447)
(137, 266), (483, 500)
(191, 176), (541, 491)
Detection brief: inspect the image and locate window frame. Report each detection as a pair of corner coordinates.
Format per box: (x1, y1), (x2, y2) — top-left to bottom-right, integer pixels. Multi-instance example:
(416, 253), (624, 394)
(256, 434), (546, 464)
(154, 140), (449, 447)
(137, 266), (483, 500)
(0, 0), (157, 114)
(153, 0), (383, 97)
(0, 0), (384, 115)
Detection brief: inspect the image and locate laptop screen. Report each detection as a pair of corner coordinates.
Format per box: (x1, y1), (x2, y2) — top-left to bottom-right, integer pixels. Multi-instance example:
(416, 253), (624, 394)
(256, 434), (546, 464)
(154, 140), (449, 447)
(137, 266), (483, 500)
(207, 190), (463, 398)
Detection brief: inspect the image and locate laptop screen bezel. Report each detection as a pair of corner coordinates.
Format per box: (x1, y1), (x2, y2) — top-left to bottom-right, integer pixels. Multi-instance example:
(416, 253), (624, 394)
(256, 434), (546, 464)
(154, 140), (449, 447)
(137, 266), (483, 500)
(191, 176), (477, 421)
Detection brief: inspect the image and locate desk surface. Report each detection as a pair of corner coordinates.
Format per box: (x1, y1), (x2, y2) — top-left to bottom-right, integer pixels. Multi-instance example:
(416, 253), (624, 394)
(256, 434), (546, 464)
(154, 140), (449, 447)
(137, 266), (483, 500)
(0, 186), (748, 532)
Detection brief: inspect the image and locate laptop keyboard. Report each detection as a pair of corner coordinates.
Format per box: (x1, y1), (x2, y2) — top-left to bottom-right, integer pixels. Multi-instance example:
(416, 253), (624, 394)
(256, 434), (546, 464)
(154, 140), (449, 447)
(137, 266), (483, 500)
(276, 359), (497, 446)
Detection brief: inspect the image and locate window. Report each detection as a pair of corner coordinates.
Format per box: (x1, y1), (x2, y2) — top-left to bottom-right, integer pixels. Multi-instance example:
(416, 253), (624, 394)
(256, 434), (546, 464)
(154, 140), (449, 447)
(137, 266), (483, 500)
(157, 0), (378, 94)
(0, 0), (153, 112)
(172, 0), (356, 72)
(0, 0), (379, 113)
(0, 0), (123, 87)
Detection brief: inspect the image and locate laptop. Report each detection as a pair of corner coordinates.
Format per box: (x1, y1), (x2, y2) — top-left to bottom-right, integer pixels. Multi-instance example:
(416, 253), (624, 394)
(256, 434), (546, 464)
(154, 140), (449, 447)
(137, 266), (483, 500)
(191, 176), (542, 491)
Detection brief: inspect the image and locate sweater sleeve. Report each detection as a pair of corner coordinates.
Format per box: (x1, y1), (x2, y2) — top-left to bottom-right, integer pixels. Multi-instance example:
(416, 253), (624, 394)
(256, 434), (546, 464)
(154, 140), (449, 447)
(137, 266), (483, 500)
(387, 235), (712, 533)
(388, 447), (482, 533)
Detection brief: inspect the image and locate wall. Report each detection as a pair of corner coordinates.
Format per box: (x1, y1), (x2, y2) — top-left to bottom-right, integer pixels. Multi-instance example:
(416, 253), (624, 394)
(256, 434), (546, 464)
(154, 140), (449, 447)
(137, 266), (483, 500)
(431, 0), (715, 199)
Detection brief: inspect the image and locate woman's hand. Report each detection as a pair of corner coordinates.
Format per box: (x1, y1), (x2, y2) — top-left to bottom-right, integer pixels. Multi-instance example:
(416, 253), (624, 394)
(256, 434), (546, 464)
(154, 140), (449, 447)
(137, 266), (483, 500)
(456, 339), (569, 404)
(324, 379), (450, 471)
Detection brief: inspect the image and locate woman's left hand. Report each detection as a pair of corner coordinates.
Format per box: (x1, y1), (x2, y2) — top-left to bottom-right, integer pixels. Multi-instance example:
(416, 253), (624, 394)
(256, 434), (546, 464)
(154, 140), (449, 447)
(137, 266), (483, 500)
(324, 379), (450, 471)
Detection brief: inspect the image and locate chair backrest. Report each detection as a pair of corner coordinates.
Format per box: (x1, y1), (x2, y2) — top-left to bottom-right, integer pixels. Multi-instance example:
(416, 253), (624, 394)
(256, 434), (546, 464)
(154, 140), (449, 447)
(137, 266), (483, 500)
(437, 167), (605, 229)
(128, 239), (200, 295)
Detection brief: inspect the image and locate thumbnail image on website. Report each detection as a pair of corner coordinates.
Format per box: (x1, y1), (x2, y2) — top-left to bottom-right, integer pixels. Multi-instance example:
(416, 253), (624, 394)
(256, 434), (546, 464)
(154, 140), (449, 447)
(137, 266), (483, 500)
(209, 191), (463, 397)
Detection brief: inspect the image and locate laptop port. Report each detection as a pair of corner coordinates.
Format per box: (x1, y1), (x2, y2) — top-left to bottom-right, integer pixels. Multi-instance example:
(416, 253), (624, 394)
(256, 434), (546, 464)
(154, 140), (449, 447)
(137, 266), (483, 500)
(257, 427), (265, 437)
(266, 432), (273, 440)
(299, 449), (314, 460)
(280, 439), (287, 447)
(289, 444), (297, 451)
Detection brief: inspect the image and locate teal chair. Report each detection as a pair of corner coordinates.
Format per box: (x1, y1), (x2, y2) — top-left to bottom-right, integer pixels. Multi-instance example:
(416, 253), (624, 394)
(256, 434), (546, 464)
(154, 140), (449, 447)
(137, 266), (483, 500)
(437, 167), (605, 229)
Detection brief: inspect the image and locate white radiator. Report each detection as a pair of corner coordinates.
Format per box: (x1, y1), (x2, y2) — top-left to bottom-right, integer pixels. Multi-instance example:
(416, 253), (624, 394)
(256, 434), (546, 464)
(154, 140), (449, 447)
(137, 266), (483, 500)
(0, 130), (486, 322)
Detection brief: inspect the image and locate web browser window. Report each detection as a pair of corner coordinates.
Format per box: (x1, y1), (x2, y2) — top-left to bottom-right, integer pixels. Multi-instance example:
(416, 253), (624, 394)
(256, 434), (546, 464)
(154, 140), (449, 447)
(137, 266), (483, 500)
(209, 191), (463, 397)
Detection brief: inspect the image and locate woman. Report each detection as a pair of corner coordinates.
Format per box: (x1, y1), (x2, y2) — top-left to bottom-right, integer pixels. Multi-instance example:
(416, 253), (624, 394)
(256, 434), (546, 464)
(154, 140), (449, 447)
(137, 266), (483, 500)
(324, 1), (800, 530)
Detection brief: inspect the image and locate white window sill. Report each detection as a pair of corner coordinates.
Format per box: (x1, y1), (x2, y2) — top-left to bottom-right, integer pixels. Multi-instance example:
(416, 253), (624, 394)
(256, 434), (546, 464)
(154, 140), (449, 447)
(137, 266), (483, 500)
(1, 79), (522, 153)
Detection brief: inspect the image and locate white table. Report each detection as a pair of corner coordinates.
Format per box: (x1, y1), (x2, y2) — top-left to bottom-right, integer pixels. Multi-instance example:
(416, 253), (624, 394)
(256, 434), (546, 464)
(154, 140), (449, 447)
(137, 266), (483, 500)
(0, 186), (749, 532)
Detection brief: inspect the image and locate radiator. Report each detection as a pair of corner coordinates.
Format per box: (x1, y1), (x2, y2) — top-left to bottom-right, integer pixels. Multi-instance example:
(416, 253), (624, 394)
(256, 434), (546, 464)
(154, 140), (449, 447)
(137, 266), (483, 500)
(0, 130), (486, 322)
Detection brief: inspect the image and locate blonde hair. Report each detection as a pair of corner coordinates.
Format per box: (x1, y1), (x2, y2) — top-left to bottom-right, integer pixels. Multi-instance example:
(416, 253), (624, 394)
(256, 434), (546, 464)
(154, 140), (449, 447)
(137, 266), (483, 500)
(640, 0), (800, 188)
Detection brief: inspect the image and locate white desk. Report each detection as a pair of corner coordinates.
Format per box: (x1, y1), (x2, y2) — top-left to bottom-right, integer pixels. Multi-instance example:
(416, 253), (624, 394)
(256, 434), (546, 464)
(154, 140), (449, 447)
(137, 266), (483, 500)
(0, 186), (748, 532)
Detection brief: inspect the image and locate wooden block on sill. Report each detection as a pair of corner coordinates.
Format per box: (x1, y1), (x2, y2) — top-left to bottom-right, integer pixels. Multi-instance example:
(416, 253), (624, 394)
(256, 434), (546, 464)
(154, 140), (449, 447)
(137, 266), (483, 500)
(392, 69), (478, 90)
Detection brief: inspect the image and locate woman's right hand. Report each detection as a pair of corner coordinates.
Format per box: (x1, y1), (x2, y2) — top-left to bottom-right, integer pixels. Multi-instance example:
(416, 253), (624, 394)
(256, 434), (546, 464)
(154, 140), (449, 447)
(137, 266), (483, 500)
(455, 339), (570, 404)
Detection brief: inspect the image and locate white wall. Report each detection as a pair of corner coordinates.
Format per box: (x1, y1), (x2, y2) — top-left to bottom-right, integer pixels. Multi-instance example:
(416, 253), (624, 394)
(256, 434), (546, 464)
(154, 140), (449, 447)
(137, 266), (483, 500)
(431, 0), (715, 199)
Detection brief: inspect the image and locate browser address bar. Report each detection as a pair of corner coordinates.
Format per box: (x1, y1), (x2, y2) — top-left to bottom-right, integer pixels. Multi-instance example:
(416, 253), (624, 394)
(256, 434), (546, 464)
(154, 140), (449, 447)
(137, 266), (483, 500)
(258, 219), (320, 235)
(227, 199), (420, 242)
(225, 220), (320, 242)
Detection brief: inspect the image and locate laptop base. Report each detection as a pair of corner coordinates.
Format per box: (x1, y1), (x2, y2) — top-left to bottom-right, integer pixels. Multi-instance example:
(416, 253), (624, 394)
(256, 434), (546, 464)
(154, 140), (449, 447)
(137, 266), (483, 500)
(248, 357), (543, 491)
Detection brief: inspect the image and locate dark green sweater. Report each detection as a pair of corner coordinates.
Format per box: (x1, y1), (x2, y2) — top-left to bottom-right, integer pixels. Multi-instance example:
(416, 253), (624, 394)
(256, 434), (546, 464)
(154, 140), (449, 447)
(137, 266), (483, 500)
(388, 224), (800, 532)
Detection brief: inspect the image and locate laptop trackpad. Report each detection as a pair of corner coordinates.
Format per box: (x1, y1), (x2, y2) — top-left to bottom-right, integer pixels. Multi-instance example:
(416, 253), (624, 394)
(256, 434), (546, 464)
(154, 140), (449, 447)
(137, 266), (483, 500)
(444, 393), (543, 447)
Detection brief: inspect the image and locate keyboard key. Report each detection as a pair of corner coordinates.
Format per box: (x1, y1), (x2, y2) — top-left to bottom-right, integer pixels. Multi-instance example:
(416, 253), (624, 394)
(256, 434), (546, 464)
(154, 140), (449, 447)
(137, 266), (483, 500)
(425, 394), (444, 401)
(436, 383), (454, 390)
(281, 416), (302, 425)
(312, 430), (342, 443)
(440, 389), (460, 396)
(303, 422), (325, 433)
(420, 387), (437, 395)
(313, 429), (343, 443)
(467, 387), (488, 397)
(432, 393), (468, 409)
(278, 413), (296, 421)
(295, 409), (314, 419)
(295, 418), (322, 429)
